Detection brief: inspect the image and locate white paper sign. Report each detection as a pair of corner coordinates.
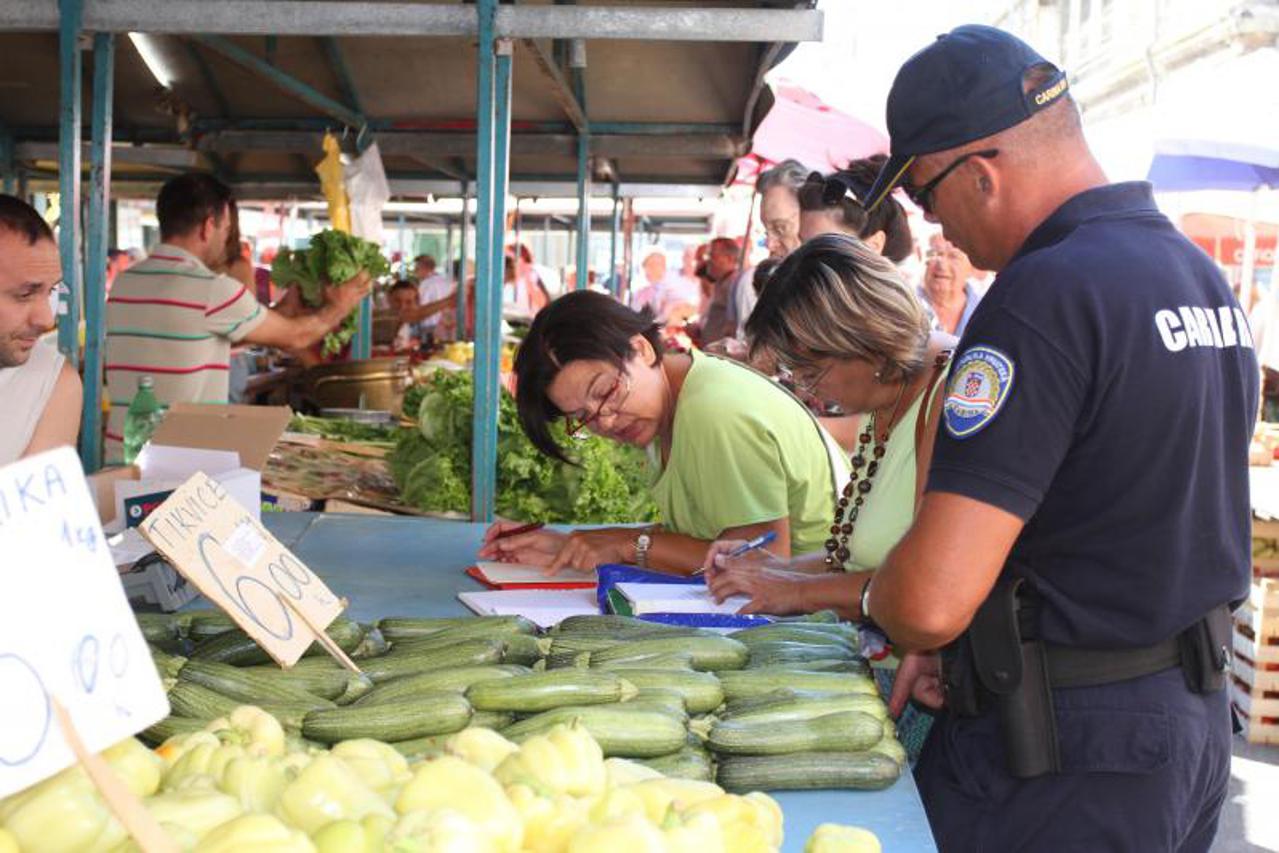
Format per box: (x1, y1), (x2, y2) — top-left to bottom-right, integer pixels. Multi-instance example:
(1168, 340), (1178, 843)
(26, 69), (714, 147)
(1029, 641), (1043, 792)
(138, 472), (344, 666)
(0, 448), (169, 798)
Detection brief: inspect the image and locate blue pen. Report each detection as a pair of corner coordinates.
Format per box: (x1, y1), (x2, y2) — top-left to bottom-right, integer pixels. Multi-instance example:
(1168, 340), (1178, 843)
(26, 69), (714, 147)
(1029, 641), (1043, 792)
(694, 531), (777, 576)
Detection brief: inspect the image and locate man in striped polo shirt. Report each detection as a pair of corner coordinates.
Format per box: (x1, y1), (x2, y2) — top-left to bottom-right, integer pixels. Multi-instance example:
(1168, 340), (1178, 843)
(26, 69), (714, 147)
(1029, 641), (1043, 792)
(104, 173), (370, 463)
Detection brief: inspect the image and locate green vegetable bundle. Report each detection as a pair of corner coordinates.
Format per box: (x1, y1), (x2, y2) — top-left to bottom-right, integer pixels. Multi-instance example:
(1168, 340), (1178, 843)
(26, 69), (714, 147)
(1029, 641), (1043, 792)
(388, 370), (658, 524)
(271, 229), (391, 357)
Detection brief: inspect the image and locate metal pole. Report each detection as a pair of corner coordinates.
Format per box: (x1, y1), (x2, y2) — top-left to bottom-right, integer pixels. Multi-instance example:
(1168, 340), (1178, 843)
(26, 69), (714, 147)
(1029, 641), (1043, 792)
(80, 32), (113, 473)
(513, 197), (522, 253)
(470, 0), (501, 521)
(457, 179), (470, 335)
(57, 0), (83, 365)
(608, 183), (620, 298)
(0, 124), (14, 194)
(574, 133), (591, 289)
(444, 219), (455, 286)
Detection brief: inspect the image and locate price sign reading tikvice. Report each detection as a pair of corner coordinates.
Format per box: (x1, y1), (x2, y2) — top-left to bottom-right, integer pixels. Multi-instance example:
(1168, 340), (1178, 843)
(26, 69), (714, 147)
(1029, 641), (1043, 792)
(138, 472), (343, 667)
(0, 448), (169, 799)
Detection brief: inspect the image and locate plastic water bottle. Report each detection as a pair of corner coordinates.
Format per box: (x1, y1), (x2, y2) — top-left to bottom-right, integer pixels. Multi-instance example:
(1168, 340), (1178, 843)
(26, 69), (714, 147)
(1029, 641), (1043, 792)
(123, 376), (164, 463)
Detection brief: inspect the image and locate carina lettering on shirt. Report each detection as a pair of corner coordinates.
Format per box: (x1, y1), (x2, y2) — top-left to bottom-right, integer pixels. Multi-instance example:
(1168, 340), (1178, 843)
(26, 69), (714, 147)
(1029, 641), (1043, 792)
(1154, 305), (1254, 353)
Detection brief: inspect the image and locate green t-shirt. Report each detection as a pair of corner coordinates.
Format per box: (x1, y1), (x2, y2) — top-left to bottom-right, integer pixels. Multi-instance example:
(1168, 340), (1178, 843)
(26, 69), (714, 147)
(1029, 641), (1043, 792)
(650, 352), (847, 553)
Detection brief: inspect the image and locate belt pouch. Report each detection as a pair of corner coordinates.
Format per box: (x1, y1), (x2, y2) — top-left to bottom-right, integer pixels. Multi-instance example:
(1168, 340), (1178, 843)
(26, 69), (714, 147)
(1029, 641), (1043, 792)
(1178, 605), (1231, 694)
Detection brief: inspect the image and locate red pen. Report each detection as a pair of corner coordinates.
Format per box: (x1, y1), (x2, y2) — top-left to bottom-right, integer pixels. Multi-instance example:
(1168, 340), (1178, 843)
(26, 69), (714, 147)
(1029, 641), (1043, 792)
(493, 522), (545, 541)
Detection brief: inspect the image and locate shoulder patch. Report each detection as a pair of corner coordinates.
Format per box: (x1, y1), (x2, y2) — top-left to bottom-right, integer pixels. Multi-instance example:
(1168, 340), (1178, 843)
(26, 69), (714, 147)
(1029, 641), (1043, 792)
(943, 345), (1015, 439)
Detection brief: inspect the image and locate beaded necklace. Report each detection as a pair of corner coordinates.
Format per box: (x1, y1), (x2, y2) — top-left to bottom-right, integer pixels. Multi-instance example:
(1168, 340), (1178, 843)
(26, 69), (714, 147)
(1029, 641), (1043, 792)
(824, 381), (908, 570)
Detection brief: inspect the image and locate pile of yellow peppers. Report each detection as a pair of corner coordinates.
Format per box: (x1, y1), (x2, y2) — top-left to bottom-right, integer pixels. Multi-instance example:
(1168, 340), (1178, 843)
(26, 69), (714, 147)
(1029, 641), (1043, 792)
(0, 706), (882, 852)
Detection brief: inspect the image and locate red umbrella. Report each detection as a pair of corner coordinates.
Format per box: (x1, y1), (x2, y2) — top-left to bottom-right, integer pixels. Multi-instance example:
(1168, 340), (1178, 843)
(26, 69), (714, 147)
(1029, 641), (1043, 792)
(738, 83), (889, 183)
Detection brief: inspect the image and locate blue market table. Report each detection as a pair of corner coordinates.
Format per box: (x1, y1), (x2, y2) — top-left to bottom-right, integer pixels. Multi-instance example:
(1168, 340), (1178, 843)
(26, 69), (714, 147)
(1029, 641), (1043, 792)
(261, 512), (939, 853)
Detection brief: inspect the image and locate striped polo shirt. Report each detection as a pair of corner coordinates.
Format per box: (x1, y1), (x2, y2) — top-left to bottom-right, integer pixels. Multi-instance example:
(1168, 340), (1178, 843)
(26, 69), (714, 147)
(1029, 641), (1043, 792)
(104, 244), (266, 464)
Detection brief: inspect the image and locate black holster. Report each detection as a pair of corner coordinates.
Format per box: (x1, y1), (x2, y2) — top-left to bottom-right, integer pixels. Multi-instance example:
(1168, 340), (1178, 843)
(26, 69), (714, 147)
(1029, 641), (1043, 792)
(941, 578), (1060, 778)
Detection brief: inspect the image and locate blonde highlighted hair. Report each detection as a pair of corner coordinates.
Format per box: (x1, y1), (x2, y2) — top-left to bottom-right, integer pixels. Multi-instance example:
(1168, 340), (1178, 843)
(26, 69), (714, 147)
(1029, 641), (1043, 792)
(746, 233), (930, 382)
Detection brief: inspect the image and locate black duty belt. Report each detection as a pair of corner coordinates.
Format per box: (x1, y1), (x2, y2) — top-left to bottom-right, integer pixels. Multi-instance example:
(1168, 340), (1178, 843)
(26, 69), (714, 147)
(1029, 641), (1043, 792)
(1042, 637), (1183, 689)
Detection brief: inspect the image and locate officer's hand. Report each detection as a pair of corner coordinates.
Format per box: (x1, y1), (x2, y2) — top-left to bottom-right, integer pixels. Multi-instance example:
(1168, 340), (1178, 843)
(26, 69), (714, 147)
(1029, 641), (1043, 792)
(889, 651), (945, 717)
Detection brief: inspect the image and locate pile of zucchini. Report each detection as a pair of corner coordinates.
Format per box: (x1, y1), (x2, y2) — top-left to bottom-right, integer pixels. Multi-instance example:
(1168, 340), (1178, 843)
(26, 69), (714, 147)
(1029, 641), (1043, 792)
(137, 609), (904, 793)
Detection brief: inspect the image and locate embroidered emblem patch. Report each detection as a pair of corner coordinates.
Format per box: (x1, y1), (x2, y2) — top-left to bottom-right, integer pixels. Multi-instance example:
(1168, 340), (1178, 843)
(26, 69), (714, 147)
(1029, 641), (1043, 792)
(943, 345), (1015, 438)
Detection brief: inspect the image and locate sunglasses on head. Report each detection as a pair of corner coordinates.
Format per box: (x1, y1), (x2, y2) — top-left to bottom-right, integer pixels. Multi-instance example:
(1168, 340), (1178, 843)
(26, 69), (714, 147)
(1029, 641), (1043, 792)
(809, 171), (868, 208)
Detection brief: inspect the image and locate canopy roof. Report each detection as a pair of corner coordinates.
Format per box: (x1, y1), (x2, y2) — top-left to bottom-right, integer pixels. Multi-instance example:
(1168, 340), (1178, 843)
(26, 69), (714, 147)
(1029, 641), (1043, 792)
(0, 0), (822, 199)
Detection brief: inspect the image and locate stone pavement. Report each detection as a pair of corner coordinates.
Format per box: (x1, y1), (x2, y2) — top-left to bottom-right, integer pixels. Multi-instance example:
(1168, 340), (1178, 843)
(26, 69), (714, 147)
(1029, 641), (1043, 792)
(1214, 738), (1279, 852)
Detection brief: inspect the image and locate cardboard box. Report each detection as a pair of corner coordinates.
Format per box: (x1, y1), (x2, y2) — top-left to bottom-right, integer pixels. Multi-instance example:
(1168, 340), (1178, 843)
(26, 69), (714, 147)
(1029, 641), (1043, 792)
(90, 404), (291, 529)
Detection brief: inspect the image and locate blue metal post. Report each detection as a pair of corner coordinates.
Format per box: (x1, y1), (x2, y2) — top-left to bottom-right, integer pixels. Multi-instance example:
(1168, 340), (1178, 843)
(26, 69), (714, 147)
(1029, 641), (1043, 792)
(353, 295), (372, 359)
(574, 133), (591, 289)
(608, 183), (621, 297)
(457, 179), (470, 336)
(470, 0), (500, 521)
(57, 0), (83, 365)
(0, 122), (14, 195)
(80, 33), (113, 473)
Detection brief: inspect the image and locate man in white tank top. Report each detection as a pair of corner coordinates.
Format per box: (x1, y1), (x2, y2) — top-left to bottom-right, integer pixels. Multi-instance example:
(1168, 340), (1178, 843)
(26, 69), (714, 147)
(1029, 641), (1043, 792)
(0, 195), (82, 464)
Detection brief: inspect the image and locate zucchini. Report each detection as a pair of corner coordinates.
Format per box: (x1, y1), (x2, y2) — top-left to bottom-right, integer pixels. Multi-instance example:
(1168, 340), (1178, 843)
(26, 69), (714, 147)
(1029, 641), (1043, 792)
(545, 650), (592, 670)
(750, 659), (869, 674)
(149, 647), (188, 681)
(302, 692), (472, 743)
(500, 634), (547, 667)
(350, 627), (391, 659)
(355, 665), (531, 706)
(715, 750), (900, 792)
(871, 736), (907, 767)
(547, 635), (625, 657)
(361, 639), (507, 683)
(502, 704), (688, 758)
(468, 710), (516, 730)
(177, 660), (334, 709)
(189, 618), (364, 666)
(139, 716), (205, 747)
(722, 691), (887, 725)
(605, 669), (723, 715)
(240, 665), (355, 702)
(717, 669), (878, 702)
(390, 736), (448, 760)
(165, 681), (310, 731)
(378, 615), (537, 642)
(590, 636), (749, 672)
(628, 689), (689, 716)
(466, 671), (637, 712)
(724, 687), (850, 715)
(637, 746), (715, 782)
(186, 612), (238, 641)
(730, 622), (858, 647)
(135, 612), (179, 644)
(745, 640), (859, 667)
(552, 615), (688, 636)
(592, 652), (696, 671)
(173, 608), (225, 635)
(708, 710), (883, 756)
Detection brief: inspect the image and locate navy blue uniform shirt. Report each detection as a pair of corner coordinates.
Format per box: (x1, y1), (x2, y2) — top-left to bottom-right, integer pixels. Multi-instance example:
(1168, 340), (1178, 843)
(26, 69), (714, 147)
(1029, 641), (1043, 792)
(929, 182), (1258, 648)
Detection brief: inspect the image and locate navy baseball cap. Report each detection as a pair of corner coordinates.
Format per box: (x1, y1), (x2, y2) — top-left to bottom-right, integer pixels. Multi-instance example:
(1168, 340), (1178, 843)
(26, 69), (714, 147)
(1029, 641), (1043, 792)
(865, 25), (1069, 211)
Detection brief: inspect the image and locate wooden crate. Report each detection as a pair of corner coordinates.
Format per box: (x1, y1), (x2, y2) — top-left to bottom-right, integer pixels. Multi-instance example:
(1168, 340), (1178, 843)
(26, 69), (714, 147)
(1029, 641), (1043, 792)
(1253, 517), (1279, 577)
(1231, 576), (1279, 744)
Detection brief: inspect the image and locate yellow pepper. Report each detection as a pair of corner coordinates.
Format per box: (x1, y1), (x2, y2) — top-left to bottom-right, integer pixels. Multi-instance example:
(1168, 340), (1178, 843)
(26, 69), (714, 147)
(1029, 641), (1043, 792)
(661, 809), (726, 853)
(143, 788), (244, 841)
(623, 778), (724, 825)
(586, 786), (648, 825)
(330, 739), (411, 794)
(493, 723), (605, 798)
(386, 809), (488, 852)
(396, 756), (522, 853)
(205, 706), (287, 759)
(155, 730), (220, 768)
(506, 784), (593, 853)
(162, 738), (244, 792)
(683, 792), (783, 853)
(193, 814), (315, 853)
(218, 755), (289, 812)
(804, 823), (882, 853)
(602, 758), (662, 788)
(102, 738), (165, 798)
(276, 754), (394, 835)
(0, 767), (125, 853)
(567, 814), (667, 853)
(444, 727), (519, 773)
(0, 828), (17, 853)
(310, 813), (393, 853)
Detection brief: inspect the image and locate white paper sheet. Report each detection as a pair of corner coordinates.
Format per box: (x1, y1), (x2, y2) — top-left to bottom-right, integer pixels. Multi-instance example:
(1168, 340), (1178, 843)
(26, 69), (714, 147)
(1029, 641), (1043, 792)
(614, 582), (751, 616)
(471, 561), (592, 585)
(456, 589), (599, 628)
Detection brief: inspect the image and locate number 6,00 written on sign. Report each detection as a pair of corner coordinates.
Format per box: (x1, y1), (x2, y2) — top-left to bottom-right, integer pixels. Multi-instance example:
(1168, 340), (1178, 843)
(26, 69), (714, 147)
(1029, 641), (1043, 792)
(138, 472), (345, 667)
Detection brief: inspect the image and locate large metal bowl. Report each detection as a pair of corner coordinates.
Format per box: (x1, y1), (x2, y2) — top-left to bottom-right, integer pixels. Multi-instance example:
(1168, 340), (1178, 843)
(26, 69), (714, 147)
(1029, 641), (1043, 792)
(293, 357), (412, 415)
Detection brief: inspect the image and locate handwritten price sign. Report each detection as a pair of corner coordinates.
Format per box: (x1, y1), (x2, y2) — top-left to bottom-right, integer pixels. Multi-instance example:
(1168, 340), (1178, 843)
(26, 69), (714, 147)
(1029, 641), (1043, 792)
(138, 472), (344, 667)
(0, 448), (169, 799)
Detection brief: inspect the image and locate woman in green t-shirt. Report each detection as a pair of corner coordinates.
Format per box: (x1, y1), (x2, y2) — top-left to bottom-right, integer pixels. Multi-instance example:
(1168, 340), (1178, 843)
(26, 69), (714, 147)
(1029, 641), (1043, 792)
(703, 233), (955, 614)
(478, 290), (846, 575)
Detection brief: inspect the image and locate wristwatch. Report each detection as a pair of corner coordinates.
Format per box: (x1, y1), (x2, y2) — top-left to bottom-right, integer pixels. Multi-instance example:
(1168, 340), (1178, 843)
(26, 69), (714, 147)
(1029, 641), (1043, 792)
(634, 532), (652, 569)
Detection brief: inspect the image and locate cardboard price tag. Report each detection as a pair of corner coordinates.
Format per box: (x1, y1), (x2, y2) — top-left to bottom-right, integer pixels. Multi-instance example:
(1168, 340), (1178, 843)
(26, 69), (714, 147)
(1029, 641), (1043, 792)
(0, 448), (169, 799)
(138, 472), (344, 667)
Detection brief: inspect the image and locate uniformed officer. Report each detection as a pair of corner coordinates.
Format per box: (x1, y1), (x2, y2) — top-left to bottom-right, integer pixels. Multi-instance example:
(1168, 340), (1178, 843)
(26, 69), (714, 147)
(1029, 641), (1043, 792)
(856, 25), (1257, 851)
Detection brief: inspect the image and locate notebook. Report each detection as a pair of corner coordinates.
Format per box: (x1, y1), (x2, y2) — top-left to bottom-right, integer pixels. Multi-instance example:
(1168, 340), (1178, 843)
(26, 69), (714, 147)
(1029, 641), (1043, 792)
(465, 561), (595, 590)
(612, 582), (752, 616)
(456, 588), (599, 628)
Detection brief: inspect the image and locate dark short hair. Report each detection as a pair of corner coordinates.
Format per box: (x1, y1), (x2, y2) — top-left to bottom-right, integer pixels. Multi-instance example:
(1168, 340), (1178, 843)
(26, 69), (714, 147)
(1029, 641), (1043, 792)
(0, 194), (55, 245)
(156, 173), (233, 241)
(389, 279), (417, 295)
(514, 290), (663, 464)
(708, 236), (738, 257)
(798, 156), (913, 263)
(752, 257), (781, 297)
(414, 254), (436, 268)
